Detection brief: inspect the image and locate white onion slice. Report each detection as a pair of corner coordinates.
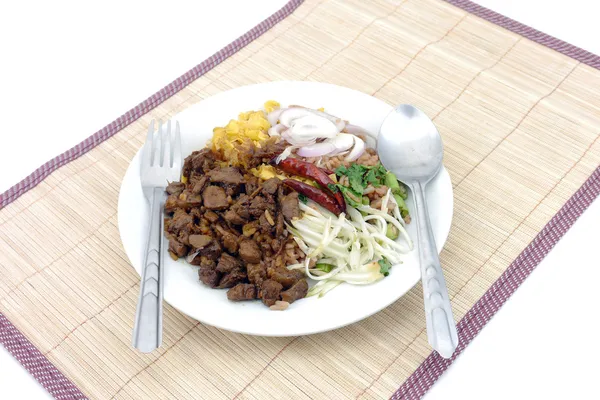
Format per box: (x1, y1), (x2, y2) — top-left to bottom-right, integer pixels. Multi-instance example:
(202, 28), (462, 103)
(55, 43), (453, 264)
(345, 123), (377, 149)
(297, 141), (337, 158)
(268, 123), (287, 137)
(281, 131), (295, 145)
(291, 106), (347, 132)
(267, 108), (286, 126)
(327, 133), (355, 155)
(307, 109), (346, 132)
(345, 136), (366, 161)
(297, 133), (357, 158)
(289, 115), (338, 139)
(282, 129), (317, 146)
(279, 108), (315, 127)
(281, 115), (338, 146)
(344, 123), (375, 137)
(283, 106), (347, 131)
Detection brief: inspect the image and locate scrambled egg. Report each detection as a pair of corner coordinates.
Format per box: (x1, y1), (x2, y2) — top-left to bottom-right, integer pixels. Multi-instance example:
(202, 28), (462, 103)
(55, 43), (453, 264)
(249, 164), (323, 187)
(209, 100), (280, 167)
(264, 100), (280, 114)
(249, 165), (287, 181)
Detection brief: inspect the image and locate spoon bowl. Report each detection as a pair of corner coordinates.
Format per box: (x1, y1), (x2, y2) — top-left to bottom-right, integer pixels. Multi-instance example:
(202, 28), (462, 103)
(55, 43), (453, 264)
(378, 104), (444, 183)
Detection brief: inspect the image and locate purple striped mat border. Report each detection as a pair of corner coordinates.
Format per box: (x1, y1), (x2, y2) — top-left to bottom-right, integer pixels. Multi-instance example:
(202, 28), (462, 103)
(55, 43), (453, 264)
(0, 314), (86, 400)
(0, 0), (599, 399)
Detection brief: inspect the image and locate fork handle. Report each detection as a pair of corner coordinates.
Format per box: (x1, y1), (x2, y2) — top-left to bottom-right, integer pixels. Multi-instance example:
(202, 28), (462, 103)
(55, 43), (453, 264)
(132, 187), (165, 353)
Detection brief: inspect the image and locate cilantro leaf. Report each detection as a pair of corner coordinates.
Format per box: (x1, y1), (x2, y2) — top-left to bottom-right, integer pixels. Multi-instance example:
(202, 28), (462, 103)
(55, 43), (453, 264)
(378, 258), (392, 277)
(298, 193), (308, 204)
(349, 175), (365, 194)
(374, 162), (387, 176)
(367, 163), (388, 185)
(327, 183), (339, 193)
(335, 165), (348, 176)
(334, 162), (393, 200)
(345, 164), (368, 194)
(364, 169), (381, 187)
(334, 184), (363, 208)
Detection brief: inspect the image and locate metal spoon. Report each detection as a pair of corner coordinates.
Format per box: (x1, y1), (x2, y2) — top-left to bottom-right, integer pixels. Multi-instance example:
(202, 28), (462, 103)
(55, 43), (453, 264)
(377, 104), (458, 359)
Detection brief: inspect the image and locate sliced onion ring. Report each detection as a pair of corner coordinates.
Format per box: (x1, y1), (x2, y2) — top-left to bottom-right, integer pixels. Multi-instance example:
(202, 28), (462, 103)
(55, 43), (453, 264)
(289, 115), (338, 139)
(345, 124), (376, 150)
(292, 106), (347, 132)
(283, 106), (347, 131)
(268, 123), (287, 137)
(307, 110), (345, 132)
(344, 123), (375, 138)
(267, 108), (286, 126)
(327, 133), (355, 155)
(345, 136), (366, 161)
(297, 141), (338, 158)
(282, 129), (316, 146)
(279, 108), (315, 127)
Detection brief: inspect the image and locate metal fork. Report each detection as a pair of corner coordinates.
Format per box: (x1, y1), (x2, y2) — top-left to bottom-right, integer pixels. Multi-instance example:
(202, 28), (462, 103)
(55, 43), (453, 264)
(132, 119), (182, 353)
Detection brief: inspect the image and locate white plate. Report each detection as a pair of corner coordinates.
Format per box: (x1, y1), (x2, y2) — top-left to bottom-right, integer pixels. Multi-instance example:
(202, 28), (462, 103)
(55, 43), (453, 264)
(118, 81), (453, 336)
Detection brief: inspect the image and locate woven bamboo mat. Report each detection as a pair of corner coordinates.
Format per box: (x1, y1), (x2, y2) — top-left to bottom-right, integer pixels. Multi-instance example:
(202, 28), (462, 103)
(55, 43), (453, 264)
(1, 0), (600, 398)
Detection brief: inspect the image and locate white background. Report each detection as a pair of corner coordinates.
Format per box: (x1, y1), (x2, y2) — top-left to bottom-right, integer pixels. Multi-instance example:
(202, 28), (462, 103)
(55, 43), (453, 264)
(1, 0), (599, 399)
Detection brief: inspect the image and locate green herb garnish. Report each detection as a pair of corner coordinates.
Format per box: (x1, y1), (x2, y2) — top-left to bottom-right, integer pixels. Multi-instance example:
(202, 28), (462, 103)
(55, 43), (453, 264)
(331, 184), (362, 208)
(378, 258), (392, 277)
(298, 193), (308, 204)
(349, 165), (368, 194)
(335, 162), (389, 194)
(334, 165), (348, 175)
(335, 162), (409, 219)
(364, 169), (381, 187)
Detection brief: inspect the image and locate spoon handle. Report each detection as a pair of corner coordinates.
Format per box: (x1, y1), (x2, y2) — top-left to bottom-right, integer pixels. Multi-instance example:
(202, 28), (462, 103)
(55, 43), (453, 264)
(412, 181), (458, 359)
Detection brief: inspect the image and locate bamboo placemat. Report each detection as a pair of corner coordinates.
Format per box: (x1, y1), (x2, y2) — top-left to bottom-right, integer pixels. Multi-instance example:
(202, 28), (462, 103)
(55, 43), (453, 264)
(1, 0), (600, 399)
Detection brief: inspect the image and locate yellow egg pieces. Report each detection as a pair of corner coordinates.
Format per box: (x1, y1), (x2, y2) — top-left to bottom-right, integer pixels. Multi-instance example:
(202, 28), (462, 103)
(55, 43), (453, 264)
(210, 100), (281, 165)
(264, 100), (280, 114)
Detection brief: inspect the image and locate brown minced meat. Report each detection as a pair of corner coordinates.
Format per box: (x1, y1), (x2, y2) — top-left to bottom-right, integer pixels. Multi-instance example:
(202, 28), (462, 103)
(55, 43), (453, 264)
(164, 148), (309, 309)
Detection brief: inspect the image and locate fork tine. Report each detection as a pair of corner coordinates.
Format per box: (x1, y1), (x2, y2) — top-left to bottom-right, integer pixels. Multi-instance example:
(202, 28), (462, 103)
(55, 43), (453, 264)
(172, 121), (182, 170)
(153, 120), (163, 166)
(142, 120), (154, 167)
(163, 120), (172, 169)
